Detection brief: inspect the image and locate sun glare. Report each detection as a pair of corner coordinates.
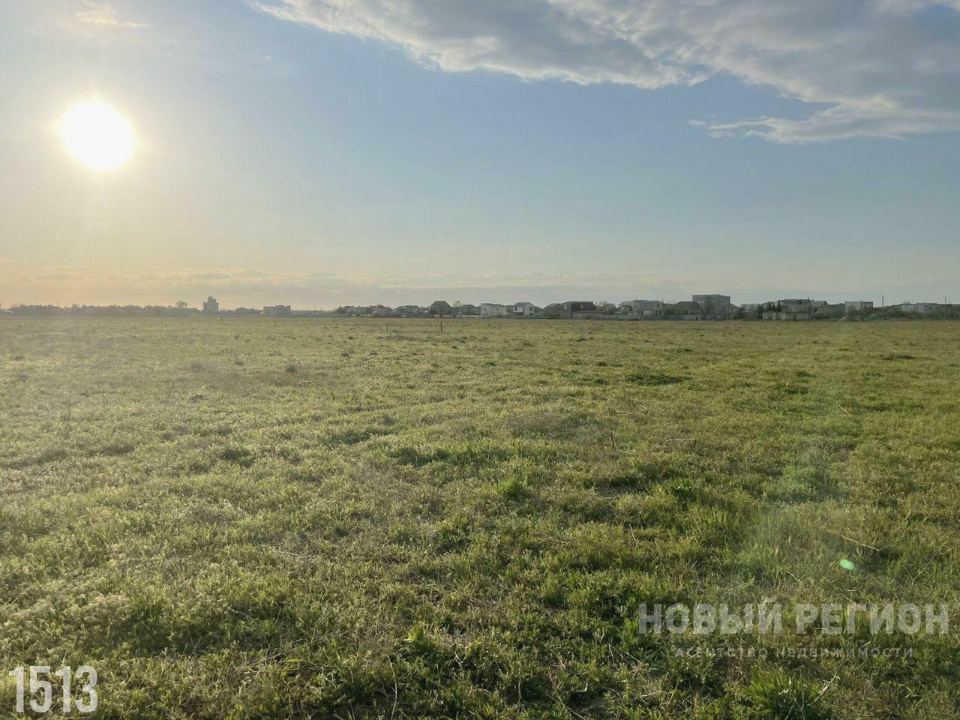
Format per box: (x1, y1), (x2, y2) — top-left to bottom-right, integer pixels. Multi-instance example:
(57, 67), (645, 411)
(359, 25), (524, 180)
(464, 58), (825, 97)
(60, 101), (135, 171)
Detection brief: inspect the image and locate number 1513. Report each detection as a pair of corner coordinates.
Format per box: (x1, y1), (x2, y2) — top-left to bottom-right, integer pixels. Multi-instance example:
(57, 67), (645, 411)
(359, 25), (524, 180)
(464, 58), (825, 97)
(8, 666), (98, 714)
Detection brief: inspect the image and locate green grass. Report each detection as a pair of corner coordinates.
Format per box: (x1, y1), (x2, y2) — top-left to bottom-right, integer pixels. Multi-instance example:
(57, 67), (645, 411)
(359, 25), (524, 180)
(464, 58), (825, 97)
(0, 318), (958, 719)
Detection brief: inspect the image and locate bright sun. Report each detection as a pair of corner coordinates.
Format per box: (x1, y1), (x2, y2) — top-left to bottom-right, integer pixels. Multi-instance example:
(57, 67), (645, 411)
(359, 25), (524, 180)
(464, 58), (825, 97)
(60, 101), (136, 171)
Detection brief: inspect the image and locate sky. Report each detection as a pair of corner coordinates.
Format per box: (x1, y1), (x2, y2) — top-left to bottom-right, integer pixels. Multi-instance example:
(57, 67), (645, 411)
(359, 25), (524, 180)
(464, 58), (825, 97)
(0, 0), (958, 309)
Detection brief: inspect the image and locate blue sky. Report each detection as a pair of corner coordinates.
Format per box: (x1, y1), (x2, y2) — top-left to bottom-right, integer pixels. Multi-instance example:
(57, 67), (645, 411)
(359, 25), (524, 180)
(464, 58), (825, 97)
(0, 0), (958, 308)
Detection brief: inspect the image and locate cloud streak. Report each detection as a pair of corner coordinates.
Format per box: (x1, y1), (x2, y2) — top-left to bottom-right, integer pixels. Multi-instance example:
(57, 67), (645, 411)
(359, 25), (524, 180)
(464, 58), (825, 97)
(75, 1), (148, 29)
(256, 0), (960, 142)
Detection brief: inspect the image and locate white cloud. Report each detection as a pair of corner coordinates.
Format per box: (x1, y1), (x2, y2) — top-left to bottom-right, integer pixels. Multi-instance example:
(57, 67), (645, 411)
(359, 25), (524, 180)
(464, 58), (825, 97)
(75, 1), (148, 29)
(256, 0), (960, 142)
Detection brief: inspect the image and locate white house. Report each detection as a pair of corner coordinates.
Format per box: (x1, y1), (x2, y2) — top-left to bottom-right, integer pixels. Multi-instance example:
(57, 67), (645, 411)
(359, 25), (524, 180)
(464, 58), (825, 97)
(900, 303), (944, 315)
(510, 302), (537, 317)
(619, 300), (663, 316)
(480, 303), (509, 317)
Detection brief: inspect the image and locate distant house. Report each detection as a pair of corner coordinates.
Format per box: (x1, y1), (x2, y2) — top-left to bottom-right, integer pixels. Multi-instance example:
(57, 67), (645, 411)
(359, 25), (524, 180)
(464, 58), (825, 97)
(429, 300), (453, 316)
(480, 303), (509, 317)
(263, 305), (292, 317)
(845, 301), (874, 312)
(692, 295), (732, 314)
(619, 300), (663, 317)
(781, 299), (826, 312)
(478, 302), (536, 318)
(764, 311), (812, 321)
(343, 305), (392, 317)
(395, 305), (426, 317)
(693, 294), (742, 317)
(510, 302), (539, 317)
(202, 296), (220, 314)
(233, 307), (262, 316)
(768, 299), (843, 319)
(760, 299), (844, 320)
(542, 301), (597, 319)
(900, 303), (946, 315)
(457, 304), (480, 316)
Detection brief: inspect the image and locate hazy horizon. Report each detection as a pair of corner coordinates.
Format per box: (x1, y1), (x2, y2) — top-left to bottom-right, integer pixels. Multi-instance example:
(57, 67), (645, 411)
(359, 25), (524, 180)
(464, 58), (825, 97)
(2, 278), (951, 313)
(2, 0), (958, 308)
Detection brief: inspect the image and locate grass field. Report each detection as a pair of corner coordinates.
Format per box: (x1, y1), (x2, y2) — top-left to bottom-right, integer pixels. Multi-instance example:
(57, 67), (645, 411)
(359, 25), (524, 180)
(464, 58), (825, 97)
(1, 318), (958, 719)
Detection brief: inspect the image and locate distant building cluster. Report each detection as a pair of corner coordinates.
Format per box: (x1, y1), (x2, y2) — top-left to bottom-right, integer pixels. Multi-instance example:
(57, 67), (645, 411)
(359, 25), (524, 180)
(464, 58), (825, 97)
(4, 295), (958, 321)
(259, 294), (959, 321)
(263, 305), (292, 317)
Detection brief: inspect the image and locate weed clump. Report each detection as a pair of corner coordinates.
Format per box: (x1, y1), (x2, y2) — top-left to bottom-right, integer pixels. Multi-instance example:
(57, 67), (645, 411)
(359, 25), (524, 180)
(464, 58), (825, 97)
(219, 445), (255, 467)
(746, 671), (831, 720)
(496, 477), (530, 501)
(627, 370), (687, 386)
